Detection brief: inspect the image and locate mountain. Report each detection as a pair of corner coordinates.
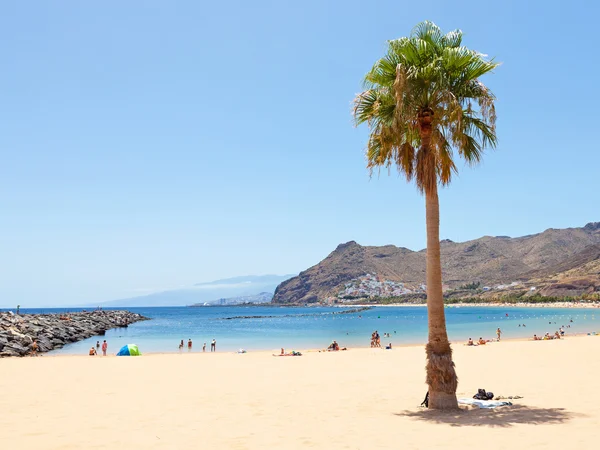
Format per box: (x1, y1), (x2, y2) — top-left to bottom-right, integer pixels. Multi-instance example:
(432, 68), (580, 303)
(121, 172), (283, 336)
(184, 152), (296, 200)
(272, 223), (600, 304)
(102, 275), (295, 307)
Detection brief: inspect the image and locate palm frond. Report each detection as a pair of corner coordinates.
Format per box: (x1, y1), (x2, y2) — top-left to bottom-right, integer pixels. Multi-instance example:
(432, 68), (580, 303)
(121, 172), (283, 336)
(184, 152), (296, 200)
(353, 21), (498, 189)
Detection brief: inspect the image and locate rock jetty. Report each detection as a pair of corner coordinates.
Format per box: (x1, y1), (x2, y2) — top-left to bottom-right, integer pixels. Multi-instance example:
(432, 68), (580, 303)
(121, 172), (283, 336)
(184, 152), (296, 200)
(0, 310), (149, 357)
(219, 306), (373, 320)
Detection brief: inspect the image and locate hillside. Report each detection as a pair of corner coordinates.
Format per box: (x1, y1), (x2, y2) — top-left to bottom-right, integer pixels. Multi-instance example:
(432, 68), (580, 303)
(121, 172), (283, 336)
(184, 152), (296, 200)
(272, 222), (600, 304)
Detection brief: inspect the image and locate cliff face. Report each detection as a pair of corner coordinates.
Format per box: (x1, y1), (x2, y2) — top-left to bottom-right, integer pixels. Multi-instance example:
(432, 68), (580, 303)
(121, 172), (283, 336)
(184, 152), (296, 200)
(272, 223), (600, 304)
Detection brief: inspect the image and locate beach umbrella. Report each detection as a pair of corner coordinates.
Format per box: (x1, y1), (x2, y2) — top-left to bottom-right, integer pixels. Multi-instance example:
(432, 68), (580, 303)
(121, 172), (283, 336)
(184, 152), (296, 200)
(116, 344), (141, 356)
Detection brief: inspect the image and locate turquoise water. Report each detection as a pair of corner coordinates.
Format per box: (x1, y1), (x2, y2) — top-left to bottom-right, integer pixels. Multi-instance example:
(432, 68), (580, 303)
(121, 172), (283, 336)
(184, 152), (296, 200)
(8, 306), (599, 355)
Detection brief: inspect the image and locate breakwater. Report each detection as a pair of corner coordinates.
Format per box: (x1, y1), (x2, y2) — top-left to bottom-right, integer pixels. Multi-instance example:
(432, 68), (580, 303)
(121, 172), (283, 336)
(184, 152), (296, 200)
(219, 306), (373, 320)
(0, 310), (149, 357)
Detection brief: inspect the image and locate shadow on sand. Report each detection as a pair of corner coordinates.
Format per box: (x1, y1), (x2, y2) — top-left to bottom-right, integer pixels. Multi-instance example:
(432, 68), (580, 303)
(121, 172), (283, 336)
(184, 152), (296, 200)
(395, 405), (582, 427)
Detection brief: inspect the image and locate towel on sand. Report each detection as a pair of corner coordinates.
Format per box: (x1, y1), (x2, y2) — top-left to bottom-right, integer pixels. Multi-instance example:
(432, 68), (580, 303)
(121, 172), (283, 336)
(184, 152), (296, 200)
(458, 398), (513, 409)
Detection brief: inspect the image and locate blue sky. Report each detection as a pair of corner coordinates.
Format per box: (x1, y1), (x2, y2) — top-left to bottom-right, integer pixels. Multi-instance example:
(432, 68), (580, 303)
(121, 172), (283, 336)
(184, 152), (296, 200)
(1, 1), (598, 306)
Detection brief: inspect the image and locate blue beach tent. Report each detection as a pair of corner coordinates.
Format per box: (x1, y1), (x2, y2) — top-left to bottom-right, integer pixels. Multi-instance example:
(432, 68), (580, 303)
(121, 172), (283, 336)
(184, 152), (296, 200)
(116, 344), (141, 356)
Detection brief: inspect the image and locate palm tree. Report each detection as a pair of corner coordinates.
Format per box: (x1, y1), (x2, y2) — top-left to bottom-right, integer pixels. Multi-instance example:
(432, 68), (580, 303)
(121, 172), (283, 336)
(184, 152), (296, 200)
(353, 21), (498, 410)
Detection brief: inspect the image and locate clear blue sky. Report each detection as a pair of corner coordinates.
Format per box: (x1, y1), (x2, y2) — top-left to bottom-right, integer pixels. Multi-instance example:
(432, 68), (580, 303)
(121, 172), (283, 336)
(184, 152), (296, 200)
(1, 1), (598, 306)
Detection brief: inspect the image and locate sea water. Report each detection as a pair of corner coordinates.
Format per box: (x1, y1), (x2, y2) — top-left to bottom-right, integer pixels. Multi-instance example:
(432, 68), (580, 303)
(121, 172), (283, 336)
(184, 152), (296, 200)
(7, 305), (598, 355)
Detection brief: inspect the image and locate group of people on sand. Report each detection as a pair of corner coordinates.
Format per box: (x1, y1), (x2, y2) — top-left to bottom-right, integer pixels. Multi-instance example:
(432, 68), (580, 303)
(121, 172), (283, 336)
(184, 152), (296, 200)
(178, 338), (217, 352)
(370, 331), (393, 349)
(326, 340), (347, 351)
(89, 340), (108, 356)
(467, 337), (492, 346)
(467, 327), (502, 346)
(533, 327), (565, 341)
(277, 348), (302, 356)
(370, 331), (381, 348)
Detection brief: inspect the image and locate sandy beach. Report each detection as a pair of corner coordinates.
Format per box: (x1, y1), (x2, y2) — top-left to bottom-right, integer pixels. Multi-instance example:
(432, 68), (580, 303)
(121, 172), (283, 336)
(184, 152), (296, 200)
(350, 302), (600, 308)
(1, 336), (599, 449)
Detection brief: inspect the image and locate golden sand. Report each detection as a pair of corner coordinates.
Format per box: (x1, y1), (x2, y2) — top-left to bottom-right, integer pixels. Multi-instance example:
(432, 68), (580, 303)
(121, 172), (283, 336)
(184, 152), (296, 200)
(1, 336), (599, 449)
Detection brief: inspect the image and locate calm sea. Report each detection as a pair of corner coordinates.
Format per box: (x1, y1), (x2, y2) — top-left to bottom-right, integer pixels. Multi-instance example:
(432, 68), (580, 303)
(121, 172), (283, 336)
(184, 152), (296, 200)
(5, 305), (598, 355)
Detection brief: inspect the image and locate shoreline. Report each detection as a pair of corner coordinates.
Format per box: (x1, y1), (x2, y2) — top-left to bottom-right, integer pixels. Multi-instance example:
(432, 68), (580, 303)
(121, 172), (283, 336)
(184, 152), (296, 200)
(37, 331), (600, 358)
(346, 301), (600, 309)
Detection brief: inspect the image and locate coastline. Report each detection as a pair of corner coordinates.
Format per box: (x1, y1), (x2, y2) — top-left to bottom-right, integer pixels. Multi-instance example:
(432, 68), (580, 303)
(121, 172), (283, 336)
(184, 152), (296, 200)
(347, 301), (600, 309)
(35, 331), (600, 358)
(44, 303), (599, 356)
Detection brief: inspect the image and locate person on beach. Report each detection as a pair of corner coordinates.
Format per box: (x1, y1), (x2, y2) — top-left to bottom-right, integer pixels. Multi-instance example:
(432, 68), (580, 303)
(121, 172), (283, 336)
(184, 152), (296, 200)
(496, 328), (502, 341)
(179, 340), (184, 351)
(96, 341), (100, 351)
(554, 331), (561, 339)
(89, 347), (97, 356)
(30, 340), (38, 356)
(478, 337), (486, 345)
(467, 338), (474, 346)
(202, 343), (206, 352)
(188, 339), (192, 352)
(102, 340), (107, 356)
(211, 339), (216, 352)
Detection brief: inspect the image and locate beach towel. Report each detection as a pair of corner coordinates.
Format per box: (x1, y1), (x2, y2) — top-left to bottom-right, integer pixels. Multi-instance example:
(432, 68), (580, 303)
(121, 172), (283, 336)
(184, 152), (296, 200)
(458, 398), (512, 409)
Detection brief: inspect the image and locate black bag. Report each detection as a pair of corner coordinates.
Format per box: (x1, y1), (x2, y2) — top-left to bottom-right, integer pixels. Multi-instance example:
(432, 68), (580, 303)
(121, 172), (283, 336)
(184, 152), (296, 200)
(420, 391), (429, 408)
(473, 388), (494, 400)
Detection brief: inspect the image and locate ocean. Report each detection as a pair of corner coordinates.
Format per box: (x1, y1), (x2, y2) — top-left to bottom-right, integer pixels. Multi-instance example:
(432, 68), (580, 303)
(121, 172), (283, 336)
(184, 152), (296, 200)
(5, 305), (598, 355)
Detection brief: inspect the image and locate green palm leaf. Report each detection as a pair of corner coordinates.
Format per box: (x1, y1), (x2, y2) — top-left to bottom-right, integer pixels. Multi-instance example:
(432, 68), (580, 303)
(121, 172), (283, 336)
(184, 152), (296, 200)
(353, 21), (498, 188)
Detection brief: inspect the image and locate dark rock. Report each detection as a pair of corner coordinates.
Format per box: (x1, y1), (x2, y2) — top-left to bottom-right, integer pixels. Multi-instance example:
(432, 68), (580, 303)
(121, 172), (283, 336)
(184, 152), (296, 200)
(0, 310), (149, 357)
(36, 338), (53, 352)
(4, 342), (29, 355)
(584, 222), (600, 232)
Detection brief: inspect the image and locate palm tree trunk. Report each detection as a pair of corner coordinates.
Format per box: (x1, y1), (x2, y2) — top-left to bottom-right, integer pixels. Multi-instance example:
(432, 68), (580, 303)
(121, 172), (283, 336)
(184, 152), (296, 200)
(425, 183), (459, 410)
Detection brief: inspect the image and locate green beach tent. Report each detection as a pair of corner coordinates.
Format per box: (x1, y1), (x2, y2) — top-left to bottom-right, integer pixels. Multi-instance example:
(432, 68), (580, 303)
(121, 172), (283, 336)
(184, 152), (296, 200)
(116, 344), (141, 356)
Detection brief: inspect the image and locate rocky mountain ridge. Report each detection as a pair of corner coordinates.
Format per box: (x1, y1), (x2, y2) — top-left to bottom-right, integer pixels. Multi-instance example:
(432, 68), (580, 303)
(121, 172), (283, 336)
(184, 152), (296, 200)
(272, 222), (600, 304)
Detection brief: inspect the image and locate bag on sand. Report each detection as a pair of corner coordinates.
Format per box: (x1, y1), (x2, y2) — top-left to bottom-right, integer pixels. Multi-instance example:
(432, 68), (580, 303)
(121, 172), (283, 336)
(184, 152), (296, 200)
(473, 389), (494, 400)
(420, 391), (429, 408)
